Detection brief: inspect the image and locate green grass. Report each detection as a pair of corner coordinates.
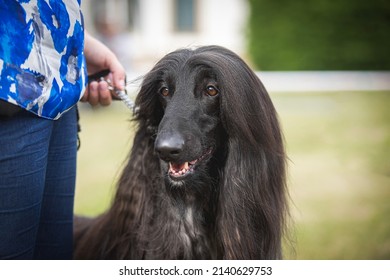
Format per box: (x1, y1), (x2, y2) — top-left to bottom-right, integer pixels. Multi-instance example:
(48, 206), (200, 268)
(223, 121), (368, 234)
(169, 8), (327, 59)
(74, 103), (135, 216)
(74, 91), (390, 259)
(273, 91), (390, 259)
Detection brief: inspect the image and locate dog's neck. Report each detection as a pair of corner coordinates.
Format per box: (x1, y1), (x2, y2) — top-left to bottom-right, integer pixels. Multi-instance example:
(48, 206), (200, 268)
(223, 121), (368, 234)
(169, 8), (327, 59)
(169, 191), (217, 259)
(144, 173), (219, 259)
(175, 177), (218, 257)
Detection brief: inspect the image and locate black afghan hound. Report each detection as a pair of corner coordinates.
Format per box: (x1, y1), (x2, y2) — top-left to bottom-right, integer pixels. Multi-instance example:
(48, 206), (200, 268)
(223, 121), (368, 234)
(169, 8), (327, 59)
(74, 45), (288, 259)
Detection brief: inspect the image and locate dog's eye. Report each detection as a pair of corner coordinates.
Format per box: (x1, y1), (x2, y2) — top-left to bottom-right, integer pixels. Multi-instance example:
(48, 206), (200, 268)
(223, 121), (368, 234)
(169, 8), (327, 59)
(160, 87), (170, 97)
(206, 85), (219, 96)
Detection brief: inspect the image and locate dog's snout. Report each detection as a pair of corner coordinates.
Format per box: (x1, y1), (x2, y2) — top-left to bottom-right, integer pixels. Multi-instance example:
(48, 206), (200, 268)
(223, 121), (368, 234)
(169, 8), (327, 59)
(155, 134), (185, 161)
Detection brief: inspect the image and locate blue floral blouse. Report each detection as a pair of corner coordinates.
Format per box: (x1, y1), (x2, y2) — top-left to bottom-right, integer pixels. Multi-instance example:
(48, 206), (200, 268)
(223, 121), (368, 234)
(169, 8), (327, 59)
(0, 0), (87, 120)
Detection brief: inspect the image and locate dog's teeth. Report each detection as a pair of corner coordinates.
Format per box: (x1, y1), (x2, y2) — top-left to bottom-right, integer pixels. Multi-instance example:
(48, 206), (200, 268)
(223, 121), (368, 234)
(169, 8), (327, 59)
(169, 162), (190, 176)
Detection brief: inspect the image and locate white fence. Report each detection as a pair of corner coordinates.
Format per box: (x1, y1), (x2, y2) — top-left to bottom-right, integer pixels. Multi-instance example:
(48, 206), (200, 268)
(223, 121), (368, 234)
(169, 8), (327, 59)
(257, 71), (390, 92)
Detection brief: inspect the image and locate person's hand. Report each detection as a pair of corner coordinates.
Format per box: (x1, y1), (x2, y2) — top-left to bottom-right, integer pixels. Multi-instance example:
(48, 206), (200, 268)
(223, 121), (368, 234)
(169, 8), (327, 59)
(81, 32), (126, 106)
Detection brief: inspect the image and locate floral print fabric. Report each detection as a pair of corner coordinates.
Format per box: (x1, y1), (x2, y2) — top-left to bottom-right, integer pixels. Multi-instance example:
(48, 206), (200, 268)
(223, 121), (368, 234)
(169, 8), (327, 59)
(0, 0), (86, 120)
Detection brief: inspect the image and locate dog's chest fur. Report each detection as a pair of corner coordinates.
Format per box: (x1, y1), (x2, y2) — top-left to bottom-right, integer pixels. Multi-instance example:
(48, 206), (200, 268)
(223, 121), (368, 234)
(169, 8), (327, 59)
(143, 191), (216, 259)
(170, 204), (214, 259)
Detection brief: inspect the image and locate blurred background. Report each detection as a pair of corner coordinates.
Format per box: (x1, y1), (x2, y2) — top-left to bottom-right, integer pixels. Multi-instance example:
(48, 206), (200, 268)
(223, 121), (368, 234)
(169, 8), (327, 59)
(75, 0), (390, 259)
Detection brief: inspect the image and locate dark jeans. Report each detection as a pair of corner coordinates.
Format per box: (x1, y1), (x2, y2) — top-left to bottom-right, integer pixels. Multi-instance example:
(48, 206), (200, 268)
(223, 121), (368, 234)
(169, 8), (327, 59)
(0, 107), (77, 259)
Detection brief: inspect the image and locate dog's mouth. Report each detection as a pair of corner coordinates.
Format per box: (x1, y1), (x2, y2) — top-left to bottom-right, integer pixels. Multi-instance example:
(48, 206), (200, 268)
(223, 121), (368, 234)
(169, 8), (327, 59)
(168, 148), (213, 179)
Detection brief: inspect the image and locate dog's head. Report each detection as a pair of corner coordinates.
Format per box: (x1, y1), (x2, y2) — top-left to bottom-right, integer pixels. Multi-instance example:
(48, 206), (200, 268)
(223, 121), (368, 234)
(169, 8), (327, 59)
(154, 71), (221, 183)
(135, 46), (279, 187)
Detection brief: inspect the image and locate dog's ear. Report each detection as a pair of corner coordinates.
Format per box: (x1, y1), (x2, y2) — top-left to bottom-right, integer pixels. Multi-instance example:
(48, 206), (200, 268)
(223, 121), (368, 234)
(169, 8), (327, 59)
(209, 47), (287, 259)
(134, 70), (164, 133)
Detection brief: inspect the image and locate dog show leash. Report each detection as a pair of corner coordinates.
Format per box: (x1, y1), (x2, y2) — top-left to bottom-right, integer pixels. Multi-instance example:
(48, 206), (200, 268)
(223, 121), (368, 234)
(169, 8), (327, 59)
(87, 69), (138, 112)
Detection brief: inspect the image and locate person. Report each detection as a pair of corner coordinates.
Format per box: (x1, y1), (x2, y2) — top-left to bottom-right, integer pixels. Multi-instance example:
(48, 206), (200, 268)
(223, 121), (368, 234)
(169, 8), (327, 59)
(0, 0), (126, 259)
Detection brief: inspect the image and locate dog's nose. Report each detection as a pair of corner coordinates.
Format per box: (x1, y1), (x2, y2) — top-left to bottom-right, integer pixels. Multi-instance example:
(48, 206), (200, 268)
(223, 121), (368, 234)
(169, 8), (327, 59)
(155, 134), (185, 161)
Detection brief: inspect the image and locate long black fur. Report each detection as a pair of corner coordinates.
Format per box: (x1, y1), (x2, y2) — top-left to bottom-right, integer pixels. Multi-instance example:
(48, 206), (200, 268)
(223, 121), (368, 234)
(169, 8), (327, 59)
(74, 45), (288, 259)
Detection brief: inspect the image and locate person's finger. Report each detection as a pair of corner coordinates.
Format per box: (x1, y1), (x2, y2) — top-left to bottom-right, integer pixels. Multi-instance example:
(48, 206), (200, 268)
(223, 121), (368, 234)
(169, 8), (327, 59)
(80, 89), (89, 102)
(88, 81), (99, 106)
(110, 60), (126, 91)
(98, 80), (112, 106)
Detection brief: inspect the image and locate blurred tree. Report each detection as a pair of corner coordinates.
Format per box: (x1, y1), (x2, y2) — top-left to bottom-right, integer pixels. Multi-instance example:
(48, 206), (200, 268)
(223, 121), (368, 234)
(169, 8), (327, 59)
(248, 0), (390, 70)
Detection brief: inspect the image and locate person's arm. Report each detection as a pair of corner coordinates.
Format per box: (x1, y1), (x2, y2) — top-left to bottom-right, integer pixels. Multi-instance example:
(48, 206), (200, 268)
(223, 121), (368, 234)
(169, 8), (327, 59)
(81, 31), (126, 106)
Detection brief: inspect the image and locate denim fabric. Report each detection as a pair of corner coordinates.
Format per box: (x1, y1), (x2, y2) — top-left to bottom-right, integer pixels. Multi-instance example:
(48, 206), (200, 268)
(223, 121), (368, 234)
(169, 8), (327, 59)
(0, 106), (77, 259)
